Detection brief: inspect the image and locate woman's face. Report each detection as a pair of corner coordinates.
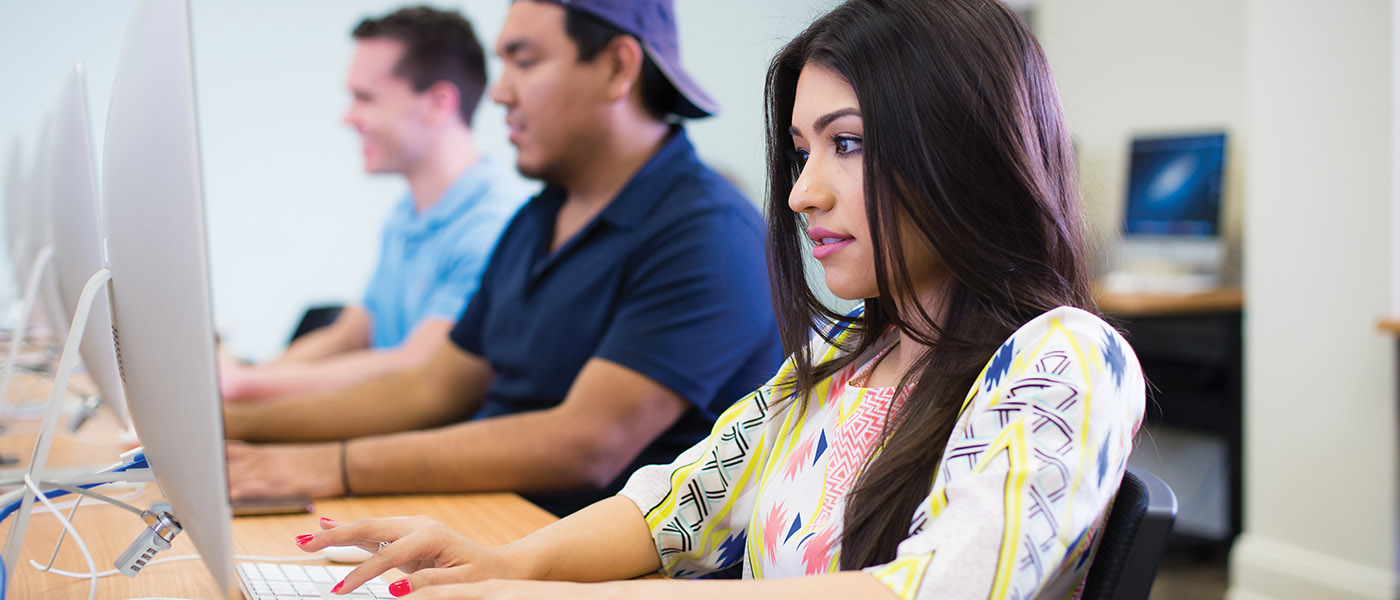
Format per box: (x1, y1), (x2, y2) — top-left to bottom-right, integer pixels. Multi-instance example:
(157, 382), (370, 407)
(787, 64), (876, 300)
(787, 64), (948, 305)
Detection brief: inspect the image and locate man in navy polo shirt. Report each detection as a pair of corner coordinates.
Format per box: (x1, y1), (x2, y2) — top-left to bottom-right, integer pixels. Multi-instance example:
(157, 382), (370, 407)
(224, 0), (782, 516)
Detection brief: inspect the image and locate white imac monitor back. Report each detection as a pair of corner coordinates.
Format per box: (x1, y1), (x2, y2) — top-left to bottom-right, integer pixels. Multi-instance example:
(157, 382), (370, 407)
(45, 64), (131, 426)
(4, 141), (25, 291)
(102, 0), (235, 594)
(32, 115), (72, 344)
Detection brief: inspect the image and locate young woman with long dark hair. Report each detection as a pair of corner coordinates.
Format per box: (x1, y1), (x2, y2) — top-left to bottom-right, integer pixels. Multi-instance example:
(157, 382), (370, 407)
(298, 1), (1145, 597)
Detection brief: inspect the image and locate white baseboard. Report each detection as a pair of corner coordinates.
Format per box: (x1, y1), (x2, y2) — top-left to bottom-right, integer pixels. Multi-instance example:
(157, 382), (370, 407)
(1228, 534), (1400, 600)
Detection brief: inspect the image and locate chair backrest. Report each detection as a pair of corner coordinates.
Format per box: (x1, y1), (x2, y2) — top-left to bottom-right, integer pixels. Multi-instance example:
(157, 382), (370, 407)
(288, 304), (344, 343)
(1080, 464), (1178, 600)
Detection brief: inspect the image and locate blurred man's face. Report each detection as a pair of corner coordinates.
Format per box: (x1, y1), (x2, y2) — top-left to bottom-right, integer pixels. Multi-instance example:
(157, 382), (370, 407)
(491, 1), (613, 182)
(342, 38), (436, 174)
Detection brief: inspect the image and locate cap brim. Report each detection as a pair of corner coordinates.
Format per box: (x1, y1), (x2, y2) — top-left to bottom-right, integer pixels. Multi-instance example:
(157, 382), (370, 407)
(641, 40), (720, 119)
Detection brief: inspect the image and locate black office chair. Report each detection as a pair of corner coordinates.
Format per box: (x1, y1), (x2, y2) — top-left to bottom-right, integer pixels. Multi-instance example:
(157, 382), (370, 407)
(288, 304), (344, 343)
(1081, 464), (1178, 600)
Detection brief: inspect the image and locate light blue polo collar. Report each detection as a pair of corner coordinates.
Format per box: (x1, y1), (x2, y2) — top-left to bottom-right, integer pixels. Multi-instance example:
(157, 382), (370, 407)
(394, 156), (502, 241)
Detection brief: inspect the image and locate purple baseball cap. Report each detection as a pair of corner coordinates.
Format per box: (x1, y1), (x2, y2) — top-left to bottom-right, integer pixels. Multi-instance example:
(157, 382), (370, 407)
(530, 0), (720, 118)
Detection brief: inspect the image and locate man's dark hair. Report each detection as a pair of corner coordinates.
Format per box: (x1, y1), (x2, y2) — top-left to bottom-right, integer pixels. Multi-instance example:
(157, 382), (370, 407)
(352, 6), (487, 125)
(562, 8), (682, 121)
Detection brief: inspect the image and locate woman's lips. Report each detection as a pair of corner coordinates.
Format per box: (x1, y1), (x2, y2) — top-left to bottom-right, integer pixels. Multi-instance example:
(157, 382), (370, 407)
(808, 227), (854, 259)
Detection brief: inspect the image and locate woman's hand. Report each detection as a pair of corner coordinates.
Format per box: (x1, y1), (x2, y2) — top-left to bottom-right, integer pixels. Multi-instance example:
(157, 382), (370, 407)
(295, 515), (534, 595)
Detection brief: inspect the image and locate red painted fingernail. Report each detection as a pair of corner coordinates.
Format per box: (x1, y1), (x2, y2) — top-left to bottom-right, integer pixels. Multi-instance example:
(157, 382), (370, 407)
(295, 534), (314, 545)
(320, 517), (336, 526)
(331, 580), (344, 594)
(389, 578), (411, 597)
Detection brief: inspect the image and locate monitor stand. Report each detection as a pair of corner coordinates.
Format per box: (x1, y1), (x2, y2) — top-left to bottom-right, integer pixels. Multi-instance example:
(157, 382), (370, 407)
(0, 267), (131, 575)
(1107, 236), (1224, 295)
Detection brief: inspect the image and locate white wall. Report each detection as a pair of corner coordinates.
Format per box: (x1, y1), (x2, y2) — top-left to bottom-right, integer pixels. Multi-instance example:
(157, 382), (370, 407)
(1230, 1), (1399, 598)
(0, 0), (835, 360)
(1037, 0), (1245, 277)
(1036, 0), (1246, 540)
(1040, 4), (1400, 598)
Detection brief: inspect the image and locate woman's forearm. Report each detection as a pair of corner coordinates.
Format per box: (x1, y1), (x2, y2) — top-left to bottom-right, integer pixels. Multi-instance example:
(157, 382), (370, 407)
(503, 495), (664, 582)
(599, 571), (896, 599)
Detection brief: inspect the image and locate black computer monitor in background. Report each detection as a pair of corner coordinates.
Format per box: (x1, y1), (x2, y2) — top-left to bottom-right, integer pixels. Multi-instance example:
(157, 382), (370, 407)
(1123, 132), (1227, 238)
(1108, 131), (1228, 293)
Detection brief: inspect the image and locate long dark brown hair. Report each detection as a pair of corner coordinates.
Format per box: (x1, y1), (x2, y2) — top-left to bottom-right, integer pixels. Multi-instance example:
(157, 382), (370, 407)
(763, 0), (1095, 569)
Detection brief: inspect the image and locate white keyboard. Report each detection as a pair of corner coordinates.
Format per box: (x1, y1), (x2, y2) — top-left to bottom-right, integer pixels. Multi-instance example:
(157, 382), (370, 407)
(237, 562), (393, 600)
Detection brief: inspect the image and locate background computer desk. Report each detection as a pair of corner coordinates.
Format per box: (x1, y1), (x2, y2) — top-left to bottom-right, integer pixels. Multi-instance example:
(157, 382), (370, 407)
(0, 403), (559, 599)
(1097, 286), (1244, 553)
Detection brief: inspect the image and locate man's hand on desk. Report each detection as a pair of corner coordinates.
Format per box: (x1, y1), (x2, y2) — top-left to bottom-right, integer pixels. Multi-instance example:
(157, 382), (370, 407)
(225, 441), (343, 499)
(218, 351), (254, 401)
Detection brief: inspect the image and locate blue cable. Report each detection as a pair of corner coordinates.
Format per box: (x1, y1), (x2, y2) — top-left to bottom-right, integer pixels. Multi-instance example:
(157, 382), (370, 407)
(0, 453), (146, 599)
(0, 453), (149, 523)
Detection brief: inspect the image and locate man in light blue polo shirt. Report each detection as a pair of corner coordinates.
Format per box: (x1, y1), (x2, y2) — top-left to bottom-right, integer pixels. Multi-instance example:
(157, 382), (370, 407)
(362, 154), (525, 350)
(221, 7), (529, 402)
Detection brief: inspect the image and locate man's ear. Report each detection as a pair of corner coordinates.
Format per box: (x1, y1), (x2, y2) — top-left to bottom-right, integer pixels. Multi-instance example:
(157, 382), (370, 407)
(601, 35), (644, 103)
(423, 80), (463, 125)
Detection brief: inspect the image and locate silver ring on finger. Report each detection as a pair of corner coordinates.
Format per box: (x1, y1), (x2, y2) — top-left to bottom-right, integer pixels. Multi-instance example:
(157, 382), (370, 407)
(377, 540), (390, 552)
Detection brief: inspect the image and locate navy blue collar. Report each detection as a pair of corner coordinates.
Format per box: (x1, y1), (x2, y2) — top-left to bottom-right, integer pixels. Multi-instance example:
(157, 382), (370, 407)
(534, 127), (699, 230)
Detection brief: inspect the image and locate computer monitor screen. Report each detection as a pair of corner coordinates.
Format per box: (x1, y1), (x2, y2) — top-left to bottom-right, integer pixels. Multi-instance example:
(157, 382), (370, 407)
(1122, 132), (1226, 237)
(45, 64), (130, 427)
(102, 0), (234, 594)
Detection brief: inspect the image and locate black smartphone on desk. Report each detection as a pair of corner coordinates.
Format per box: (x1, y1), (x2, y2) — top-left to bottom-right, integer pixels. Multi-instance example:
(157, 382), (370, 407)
(231, 494), (315, 516)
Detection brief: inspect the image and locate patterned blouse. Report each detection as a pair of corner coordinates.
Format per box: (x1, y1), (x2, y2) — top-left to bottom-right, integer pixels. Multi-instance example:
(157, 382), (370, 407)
(619, 306), (1145, 599)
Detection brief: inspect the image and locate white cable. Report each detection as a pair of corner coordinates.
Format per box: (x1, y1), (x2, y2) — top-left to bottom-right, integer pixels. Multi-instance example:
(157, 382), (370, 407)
(26, 484), (146, 515)
(0, 422), (133, 446)
(23, 475), (96, 600)
(29, 553), (330, 579)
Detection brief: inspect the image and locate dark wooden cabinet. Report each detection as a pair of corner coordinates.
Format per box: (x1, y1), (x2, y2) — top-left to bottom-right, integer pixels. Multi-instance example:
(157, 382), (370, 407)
(1098, 288), (1243, 547)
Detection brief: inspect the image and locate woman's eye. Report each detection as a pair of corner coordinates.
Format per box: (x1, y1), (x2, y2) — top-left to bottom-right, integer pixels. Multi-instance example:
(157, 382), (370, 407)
(790, 148), (810, 169)
(834, 136), (863, 156)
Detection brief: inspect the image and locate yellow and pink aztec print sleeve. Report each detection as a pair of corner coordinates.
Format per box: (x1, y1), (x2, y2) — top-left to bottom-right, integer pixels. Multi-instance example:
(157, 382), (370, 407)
(615, 321), (853, 578)
(865, 307), (1145, 600)
(615, 358), (795, 577)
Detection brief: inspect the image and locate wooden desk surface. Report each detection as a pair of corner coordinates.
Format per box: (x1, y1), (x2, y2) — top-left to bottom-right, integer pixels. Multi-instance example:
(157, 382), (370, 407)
(1, 408), (559, 599)
(1379, 317), (1400, 335)
(1095, 286), (1244, 318)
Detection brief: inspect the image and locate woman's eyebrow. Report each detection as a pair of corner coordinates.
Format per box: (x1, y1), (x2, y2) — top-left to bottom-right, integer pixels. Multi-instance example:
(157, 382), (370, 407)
(812, 108), (861, 135)
(790, 107), (861, 139)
